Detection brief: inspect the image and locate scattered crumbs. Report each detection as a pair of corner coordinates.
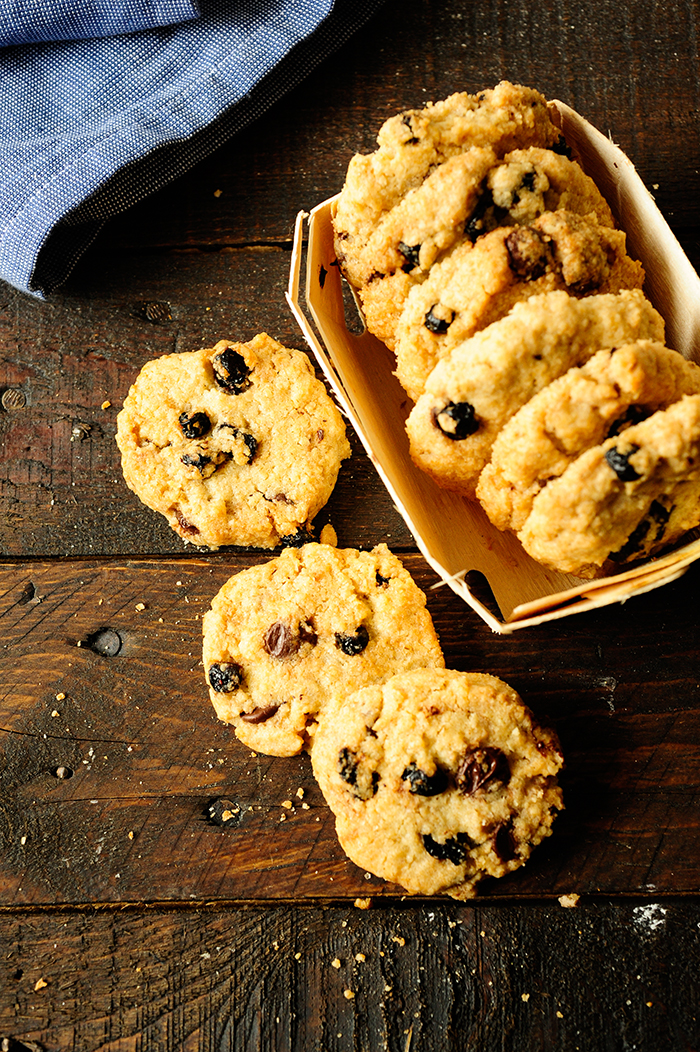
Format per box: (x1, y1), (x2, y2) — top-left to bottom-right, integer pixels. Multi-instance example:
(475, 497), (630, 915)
(51, 710), (59, 718)
(558, 893), (580, 908)
(98, 598), (103, 605)
(281, 800), (293, 809)
(296, 787), (305, 799)
(355, 953), (366, 963)
(652, 183), (659, 190)
(448, 920), (457, 929)
(521, 993), (530, 1003)
(250, 752), (257, 758)
(128, 831), (134, 840)
(480, 930), (486, 938)
(214, 188), (223, 197)
(158, 617), (164, 623)
(301, 802), (310, 810)
(391, 936), (405, 947)
(176, 580), (183, 586)
(294, 952), (302, 960)
(34, 978), (48, 991)
(380, 951), (384, 958)
(384, 984), (391, 992)
(272, 942), (279, 951)
(20, 836), (27, 846)
(343, 989), (355, 1000)
(331, 958), (341, 969)
(55, 692), (66, 701)
(279, 813), (287, 822)
(354, 897), (372, 910)
(646, 1002), (653, 1008)
(135, 602), (146, 611)
(101, 400), (112, 410)
(556, 1011), (564, 1018)
(341, 921), (347, 928)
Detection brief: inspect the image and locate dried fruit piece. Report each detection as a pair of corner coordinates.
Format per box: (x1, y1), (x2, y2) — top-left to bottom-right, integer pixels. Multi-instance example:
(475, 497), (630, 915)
(432, 402), (479, 440)
(240, 704), (280, 724)
(335, 625), (370, 655)
(179, 410), (211, 439)
(505, 226), (548, 280)
(398, 241), (422, 270)
(263, 622), (297, 659)
(493, 822), (518, 862)
(424, 305), (455, 334)
(208, 661), (243, 692)
(456, 747), (510, 795)
(422, 832), (471, 864)
(213, 347), (252, 393)
(401, 762), (448, 796)
(605, 445), (641, 481)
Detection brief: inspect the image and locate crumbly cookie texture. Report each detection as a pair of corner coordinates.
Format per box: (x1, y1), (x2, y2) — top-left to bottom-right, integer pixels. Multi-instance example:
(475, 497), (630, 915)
(311, 668), (564, 899)
(519, 394), (700, 577)
(394, 210), (645, 401)
(201, 543), (445, 757)
(405, 290), (665, 496)
(116, 334), (351, 549)
(359, 146), (617, 356)
(478, 341), (700, 532)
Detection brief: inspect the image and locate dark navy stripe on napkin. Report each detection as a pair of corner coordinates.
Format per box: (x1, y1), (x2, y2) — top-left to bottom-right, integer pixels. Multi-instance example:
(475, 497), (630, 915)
(0, 0), (384, 298)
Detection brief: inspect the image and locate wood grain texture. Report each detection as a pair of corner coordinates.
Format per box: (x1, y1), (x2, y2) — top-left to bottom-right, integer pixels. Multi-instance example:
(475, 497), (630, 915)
(0, 901), (697, 1052)
(1, 555), (699, 906)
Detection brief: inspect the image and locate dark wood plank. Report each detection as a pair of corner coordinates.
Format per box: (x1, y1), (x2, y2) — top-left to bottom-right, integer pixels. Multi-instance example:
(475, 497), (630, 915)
(1, 554), (699, 906)
(0, 900), (697, 1051)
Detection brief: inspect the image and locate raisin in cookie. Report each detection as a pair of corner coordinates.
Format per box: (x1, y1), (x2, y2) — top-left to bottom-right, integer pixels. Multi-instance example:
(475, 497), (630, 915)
(116, 333), (351, 549)
(201, 543), (444, 757)
(406, 290), (665, 496)
(519, 394), (700, 576)
(357, 146), (616, 353)
(478, 341), (700, 532)
(394, 210), (645, 401)
(311, 668), (564, 899)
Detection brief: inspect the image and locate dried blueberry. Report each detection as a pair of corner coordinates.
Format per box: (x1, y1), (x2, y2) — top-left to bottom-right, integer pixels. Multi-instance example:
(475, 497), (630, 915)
(432, 402), (479, 440)
(263, 622), (297, 659)
(175, 509), (200, 535)
(398, 241), (422, 270)
(465, 190), (496, 242)
(550, 136), (573, 159)
(605, 445), (641, 481)
(376, 571), (390, 587)
(422, 832), (471, 865)
(606, 405), (648, 437)
(493, 822), (518, 863)
(424, 306), (455, 334)
(280, 524), (315, 548)
(208, 661), (243, 692)
(216, 424), (257, 464)
(401, 762), (448, 796)
(181, 452), (211, 472)
(298, 620), (318, 647)
(240, 704), (279, 724)
(456, 747), (510, 795)
(337, 747), (378, 799)
(609, 500), (671, 563)
(338, 747), (359, 786)
(179, 411), (211, 439)
(401, 113), (419, 144)
(505, 227), (548, 280)
(335, 625), (369, 655)
(213, 348), (252, 393)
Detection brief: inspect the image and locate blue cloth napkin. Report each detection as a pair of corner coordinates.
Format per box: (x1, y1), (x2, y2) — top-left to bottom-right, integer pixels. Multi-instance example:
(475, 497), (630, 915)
(0, 1), (201, 46)
(0, 0), (384, 297)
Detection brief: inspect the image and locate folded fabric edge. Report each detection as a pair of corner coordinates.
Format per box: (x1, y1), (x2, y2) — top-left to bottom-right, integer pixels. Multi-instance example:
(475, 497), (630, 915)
(26, 0), (386, 299)
(0, 1), (201, 48)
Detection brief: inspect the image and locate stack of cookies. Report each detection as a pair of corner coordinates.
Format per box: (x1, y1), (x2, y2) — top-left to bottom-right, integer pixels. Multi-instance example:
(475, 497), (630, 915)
(332, 82), (700, 579)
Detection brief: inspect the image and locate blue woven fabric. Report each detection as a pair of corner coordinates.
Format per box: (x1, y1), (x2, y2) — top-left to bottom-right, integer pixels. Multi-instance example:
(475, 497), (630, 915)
(0, 1), (200, 46)
(0, 0), (384, 297)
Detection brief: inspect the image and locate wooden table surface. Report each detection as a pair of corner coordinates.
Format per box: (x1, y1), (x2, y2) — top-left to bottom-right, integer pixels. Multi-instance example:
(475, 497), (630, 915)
(1, 1), (700, 1049)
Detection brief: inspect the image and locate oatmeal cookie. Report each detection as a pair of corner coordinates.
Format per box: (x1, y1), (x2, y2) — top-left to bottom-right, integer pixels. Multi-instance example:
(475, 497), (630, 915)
(478, 341), (700, 532)
(405, 290), (665, 496)
(311, 668), (564, 899)
(201, 543), (444, 756)
(395, 209), (645, 401)
(519, 394), (700, 576)
(116, 333), (351, 549)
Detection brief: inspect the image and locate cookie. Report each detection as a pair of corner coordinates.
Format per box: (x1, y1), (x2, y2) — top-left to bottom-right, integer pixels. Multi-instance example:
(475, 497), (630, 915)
(116, 333), (351, 549)
(333, 82), (563, 292)
(201, 543), (445, 757)
(519, 394), (700, 576)
(478, 341), (700, 532)
(310, 668), (564, 899)
(405, 289), (665, 496)
(394, 209), (645, 400)
(357, 146), (617, 354)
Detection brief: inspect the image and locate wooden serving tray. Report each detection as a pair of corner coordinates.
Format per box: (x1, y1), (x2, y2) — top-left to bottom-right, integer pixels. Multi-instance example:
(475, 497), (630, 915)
(287, 102), (700, 632)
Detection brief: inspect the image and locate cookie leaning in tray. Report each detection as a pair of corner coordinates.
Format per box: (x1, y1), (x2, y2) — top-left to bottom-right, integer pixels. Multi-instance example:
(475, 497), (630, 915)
(201, 543), (445, 757)
(310, 668), (564, 899)
(518, 394), (700, 577)
(115, 333), (351, 549)
(405, 289), (665, 497)
(477, 341), (700, 533)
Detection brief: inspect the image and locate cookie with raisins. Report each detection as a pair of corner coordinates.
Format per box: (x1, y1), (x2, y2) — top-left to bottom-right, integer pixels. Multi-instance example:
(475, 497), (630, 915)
(310, 668), (564, 899)
(478, 341), (700, 533)
(519, 394), (700, 577)
(201, 543), (444, 756)
(405, 289), (664, 496)
(394, 209), (645, 401)
(116, 333), (350, 549)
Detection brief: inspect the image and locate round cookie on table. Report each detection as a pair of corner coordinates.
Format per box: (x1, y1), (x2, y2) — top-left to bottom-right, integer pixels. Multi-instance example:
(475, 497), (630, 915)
(477, 340), (700, 533)
(116, 333), (350, 549)
(201, 543), (445, 757)
(517, 394), (700, 577)
(310, 668), (564, 899)
(405, 289), (665, 497)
